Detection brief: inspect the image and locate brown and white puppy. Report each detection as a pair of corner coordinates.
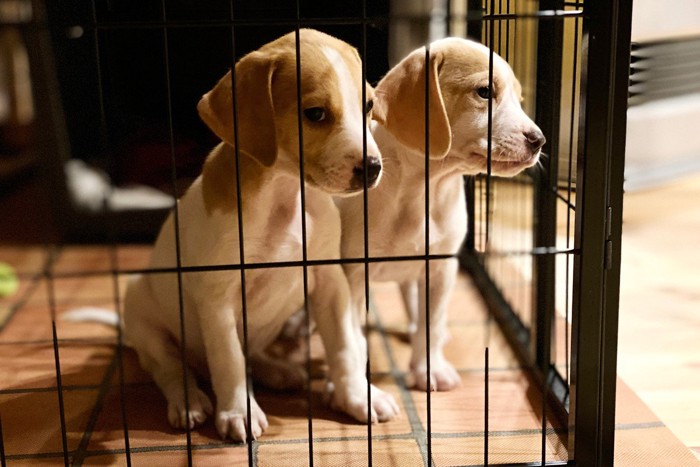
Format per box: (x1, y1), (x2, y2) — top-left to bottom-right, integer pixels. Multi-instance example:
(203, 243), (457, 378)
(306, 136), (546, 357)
(122, 29), (398, 442)
(337, 37), (545, 391)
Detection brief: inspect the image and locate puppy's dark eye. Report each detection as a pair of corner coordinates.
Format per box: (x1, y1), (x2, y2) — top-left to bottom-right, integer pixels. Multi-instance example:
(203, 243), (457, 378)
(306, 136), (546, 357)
(365, 99), (374, 114)
(304, 107), (326, 122)
(476, 86), (492, 99)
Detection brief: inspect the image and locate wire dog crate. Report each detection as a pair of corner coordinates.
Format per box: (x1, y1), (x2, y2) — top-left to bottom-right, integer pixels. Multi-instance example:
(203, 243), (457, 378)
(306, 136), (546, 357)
(0, 0), (632, 465)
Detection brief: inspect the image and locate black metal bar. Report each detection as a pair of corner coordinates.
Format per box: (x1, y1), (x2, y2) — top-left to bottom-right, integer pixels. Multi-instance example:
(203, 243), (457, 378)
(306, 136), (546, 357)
(599, 4), (632, 458)
(465, 176), (476, 251)
(505, 0), (510, 62)
(564, 0), (583, 389)
(360, 0), (373, 464)
(486, 0), (495, 249)
(40, 247), (69, 467)
(108, 227), (132, 467)
(29, 246), (582, 282)
(541, 359), (547, 465)
(291, 7), (315, 465)
(51, 321), (69, 467)
(42, 10), (584, 33)
(569, 0), (633, 464)
(225, 3), (258, 460)
(0, 415), (5, 467)
(160, 2), (193, 462)
(497, 0), (503, 54)
(484, 347), (489, 466)
(50, 17), (383, 30)
(533, 0), (564, 383)
(89, 1), (133, 462)
(88, 0), (116, 190)
(423, 43), (433, 467)
(482, 10), (583, 20)
(43, 254), (456, 278)
(466, 0), (483, 41)
(25, 0), (75, 242)
(446, 0), (452, 36)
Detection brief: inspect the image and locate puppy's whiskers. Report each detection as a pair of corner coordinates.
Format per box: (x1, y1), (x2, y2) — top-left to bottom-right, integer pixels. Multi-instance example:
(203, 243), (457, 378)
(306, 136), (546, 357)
(533, 151), (548, 174)
(377, 167), (395, 182)
(498, 147), (507, 161)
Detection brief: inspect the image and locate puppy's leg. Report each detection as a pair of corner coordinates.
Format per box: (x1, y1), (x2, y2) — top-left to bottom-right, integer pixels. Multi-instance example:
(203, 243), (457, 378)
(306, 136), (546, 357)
(399, 281), (419, 335)
(344, 263), (369, 356)
(195, 284), (268, 441)
(410, 258), (461, 391)
(137, 341), (213, 430)
(311, 265), (400, 423)
(123, 276), (212, 429)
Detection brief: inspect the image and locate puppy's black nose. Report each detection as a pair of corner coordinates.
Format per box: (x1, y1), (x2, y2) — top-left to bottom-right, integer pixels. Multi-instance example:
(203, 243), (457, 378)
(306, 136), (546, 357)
(353, 156), (382, 186)
(525, 129), (546, 153)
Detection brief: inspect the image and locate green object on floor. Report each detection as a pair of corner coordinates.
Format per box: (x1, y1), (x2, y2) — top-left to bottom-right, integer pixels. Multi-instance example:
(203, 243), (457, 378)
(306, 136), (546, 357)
(0, 262), (19, 298)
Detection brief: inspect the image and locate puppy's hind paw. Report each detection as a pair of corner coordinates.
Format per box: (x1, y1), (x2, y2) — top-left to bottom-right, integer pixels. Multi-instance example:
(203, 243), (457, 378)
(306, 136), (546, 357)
(330, 390), (378, 424)
(167, 388), (213, 430)
(411, 359), (461, 392)
(328, 383), (400, 424)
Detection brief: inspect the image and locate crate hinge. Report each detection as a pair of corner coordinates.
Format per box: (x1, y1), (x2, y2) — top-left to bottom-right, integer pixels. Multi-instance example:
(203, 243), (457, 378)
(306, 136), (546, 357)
(604, 206), (613, 270)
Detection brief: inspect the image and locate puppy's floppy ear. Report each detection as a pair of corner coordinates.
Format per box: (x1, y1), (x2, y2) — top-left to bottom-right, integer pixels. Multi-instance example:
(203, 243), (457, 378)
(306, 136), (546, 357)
(375, 47), (451, 159)
(197, 52), (277, 167)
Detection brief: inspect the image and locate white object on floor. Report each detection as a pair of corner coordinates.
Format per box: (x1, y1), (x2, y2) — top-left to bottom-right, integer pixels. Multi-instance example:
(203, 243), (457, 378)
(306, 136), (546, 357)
(61, 306), (120, 327)
(64, 159), (174, 212)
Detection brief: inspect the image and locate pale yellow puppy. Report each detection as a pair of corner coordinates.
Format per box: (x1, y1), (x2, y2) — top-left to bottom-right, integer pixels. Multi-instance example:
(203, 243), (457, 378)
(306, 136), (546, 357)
(337, 37), (545, 391)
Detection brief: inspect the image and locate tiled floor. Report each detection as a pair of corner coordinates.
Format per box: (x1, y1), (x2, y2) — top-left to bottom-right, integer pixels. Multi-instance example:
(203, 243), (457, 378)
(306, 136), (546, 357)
(0, 246), (552, 466)
(0, 244), (698, 465)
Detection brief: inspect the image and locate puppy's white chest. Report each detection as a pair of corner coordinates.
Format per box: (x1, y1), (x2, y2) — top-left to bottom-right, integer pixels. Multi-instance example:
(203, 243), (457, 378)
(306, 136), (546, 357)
(286, 194), (313, 246)
(369, 212), (464, 284)
(258, 192), (313, 259)
(382, 214), (448, 255)
(283, 201), (316, 260)
(417, 217), (448, 251)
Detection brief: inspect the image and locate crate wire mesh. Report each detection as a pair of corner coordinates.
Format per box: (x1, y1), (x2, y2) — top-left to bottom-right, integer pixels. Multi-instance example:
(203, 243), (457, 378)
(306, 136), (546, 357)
(468, 0), (585, 410)
(462, 0), (633, 464)
(0, 0), (632, 465)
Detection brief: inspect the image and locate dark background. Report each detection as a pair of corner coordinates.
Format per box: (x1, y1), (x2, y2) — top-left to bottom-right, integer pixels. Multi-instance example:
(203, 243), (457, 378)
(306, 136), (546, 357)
(47, 0), (390, 194)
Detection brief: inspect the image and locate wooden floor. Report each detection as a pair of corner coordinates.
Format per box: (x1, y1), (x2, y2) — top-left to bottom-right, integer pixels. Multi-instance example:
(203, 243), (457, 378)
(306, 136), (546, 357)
(617, 174), (700, 460)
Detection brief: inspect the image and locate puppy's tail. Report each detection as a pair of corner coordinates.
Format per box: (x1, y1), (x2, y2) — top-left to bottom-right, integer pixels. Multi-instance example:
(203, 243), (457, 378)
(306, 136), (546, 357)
(62, 307), (121, 328)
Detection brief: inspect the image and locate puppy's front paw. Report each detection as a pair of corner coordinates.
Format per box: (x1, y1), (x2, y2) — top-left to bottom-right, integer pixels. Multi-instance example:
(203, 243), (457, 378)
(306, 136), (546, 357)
(369, 385), (401, 421)
(411, 357), (461, 391)
(328, 382), (400, 423)
(167, 388), (213, 430)
(215, 398), (269, 442)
